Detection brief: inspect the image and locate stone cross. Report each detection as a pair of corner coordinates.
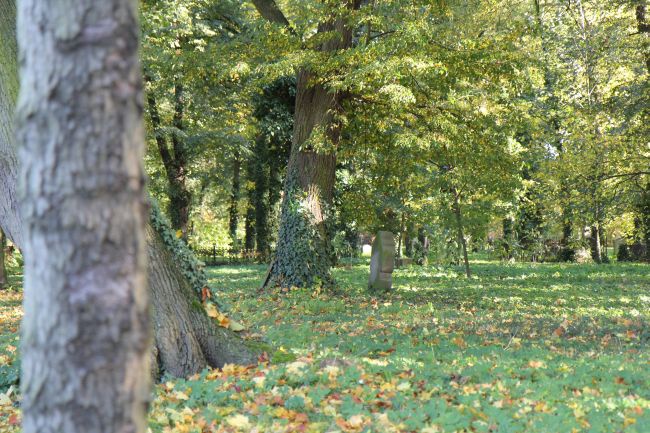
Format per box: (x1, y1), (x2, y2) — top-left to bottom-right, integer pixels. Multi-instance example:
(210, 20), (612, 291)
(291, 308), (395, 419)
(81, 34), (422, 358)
(368, 231), (395, 291)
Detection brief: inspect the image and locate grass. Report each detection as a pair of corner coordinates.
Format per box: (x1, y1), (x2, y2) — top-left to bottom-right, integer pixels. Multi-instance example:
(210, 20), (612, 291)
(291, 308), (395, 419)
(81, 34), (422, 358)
(1, 259), (649, 432)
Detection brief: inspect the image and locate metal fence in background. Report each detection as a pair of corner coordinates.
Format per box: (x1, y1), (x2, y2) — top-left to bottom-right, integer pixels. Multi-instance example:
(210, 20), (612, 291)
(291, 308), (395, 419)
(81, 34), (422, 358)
(192, 246), (261, 266)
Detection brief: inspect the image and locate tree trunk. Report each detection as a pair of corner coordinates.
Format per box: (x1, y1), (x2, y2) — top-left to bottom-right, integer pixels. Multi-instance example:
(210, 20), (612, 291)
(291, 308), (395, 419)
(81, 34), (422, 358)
(260, 4), (359, 289)
(169, 80), (191, 238)
(0, 0), (257, 381)
(397, 213), (405, 260)
(144, 79), (191, 239)
(263, 69), (341, 288)
(502, 217), (514, 260)
(636, 4), (650, 73)
(245, 158), (257, 252)
(253, 137), (271, 260)
(403, 219), (415, 258)
(147, 226), (258, 376)
(0, 0), (22, 248)
(590, 225), (602, 264)
(16, 1), (150, 431)
(0, 228), (7, 288)
(229, 150), (241, 248)
(453, 191), (471, 278)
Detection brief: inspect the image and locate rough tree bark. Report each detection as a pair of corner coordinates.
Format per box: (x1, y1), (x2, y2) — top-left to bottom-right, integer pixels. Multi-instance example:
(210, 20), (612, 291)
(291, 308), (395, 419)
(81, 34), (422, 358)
(254, 0), (361, 289)
(0, 0), (22, 248)
(0, 0), (257, 379)
(16, 0), (150, 431)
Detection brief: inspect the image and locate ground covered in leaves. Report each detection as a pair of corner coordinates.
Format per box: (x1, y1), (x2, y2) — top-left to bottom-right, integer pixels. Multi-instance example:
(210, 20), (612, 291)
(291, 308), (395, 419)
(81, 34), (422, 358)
(1, 260), (649, 432)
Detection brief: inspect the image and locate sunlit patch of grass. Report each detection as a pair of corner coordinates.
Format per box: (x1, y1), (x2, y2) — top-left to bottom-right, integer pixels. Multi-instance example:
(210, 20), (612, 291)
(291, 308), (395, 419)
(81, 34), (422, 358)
(1, 259), (649, 431)
(181, 260), (650, 432)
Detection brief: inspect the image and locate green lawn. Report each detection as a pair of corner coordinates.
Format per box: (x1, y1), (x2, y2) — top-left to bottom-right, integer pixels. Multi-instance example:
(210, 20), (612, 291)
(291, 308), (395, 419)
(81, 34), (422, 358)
(2, 260), (649, 432)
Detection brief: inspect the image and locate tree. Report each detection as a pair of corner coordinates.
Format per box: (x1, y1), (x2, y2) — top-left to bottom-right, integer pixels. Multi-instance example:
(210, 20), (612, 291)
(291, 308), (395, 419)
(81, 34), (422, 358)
(15, 0), (150, 431)
(0, 228), (7, 288)
(145, 76), (193, 239)
(250, 77), (294, 261)
(0, 0), (257, 379)
(253, 0), (362, 289)
(229, 150), (242, 249)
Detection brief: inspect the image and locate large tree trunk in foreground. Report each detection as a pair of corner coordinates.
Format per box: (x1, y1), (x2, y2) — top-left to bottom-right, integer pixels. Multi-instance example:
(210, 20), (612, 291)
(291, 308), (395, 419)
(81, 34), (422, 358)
(16, 1), (150, 431)
(0, 0), (256, 379)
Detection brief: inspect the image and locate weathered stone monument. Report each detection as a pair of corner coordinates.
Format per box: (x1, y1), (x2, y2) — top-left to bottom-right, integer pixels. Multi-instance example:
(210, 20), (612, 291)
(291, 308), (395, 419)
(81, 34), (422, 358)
(368, 231), (395, 291)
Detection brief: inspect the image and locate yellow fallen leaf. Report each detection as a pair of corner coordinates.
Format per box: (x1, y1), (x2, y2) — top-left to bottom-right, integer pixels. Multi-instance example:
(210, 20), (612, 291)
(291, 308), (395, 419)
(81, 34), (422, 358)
(205, 303), (219, 319)
(173, 391), (189, 401)
(396, 382), (411, 391)
(624, 417), (636, 427)
(348, 414), (364, 428)
(218, 314), (231, 328)
(229, 320), (246, 332)
(175, 230), (183, 238)
(226, 414), (250, 429)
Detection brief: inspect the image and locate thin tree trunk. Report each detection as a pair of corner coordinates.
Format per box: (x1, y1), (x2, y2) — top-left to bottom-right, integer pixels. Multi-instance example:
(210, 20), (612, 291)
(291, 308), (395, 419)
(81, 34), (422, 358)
(0, 0), (257, 380)
(169, 80), (191, 238)
(453, 190), (471, 278)
(16, 1), (150, 431)
(253, 137), (270, 260)
(244, 157), (257, 252)
(590, 224), (602, 263)
(636, 4), (650, 73)
(502, 217), (514, 260)
(0, 228), (7, 288)
(229, 150), (241, 248)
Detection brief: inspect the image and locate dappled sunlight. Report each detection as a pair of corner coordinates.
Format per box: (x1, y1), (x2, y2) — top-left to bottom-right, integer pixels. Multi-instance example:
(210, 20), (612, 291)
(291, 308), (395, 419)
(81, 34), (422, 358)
(141, 261), (650, 431)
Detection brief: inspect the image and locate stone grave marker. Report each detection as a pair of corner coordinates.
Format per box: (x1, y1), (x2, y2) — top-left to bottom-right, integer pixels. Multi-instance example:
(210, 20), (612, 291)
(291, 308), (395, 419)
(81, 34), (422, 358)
(368, 231), (395, 291)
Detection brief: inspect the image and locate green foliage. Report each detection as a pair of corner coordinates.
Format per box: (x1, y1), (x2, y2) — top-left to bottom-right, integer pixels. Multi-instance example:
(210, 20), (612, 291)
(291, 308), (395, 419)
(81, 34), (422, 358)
(269, 165), (336, 289)
(145, 260), (649, 432)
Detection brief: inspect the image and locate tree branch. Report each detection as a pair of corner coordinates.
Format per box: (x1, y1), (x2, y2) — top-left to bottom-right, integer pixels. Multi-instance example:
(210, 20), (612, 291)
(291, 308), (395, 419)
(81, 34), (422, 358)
(251, 0), (291, 28)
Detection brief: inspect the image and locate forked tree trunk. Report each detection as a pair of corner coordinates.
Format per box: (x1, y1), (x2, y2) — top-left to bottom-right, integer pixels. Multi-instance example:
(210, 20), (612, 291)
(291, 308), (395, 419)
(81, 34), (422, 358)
(0, 0), (257, 380)
(144, 77), (192, 239)
(16, 1), (150, 431)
